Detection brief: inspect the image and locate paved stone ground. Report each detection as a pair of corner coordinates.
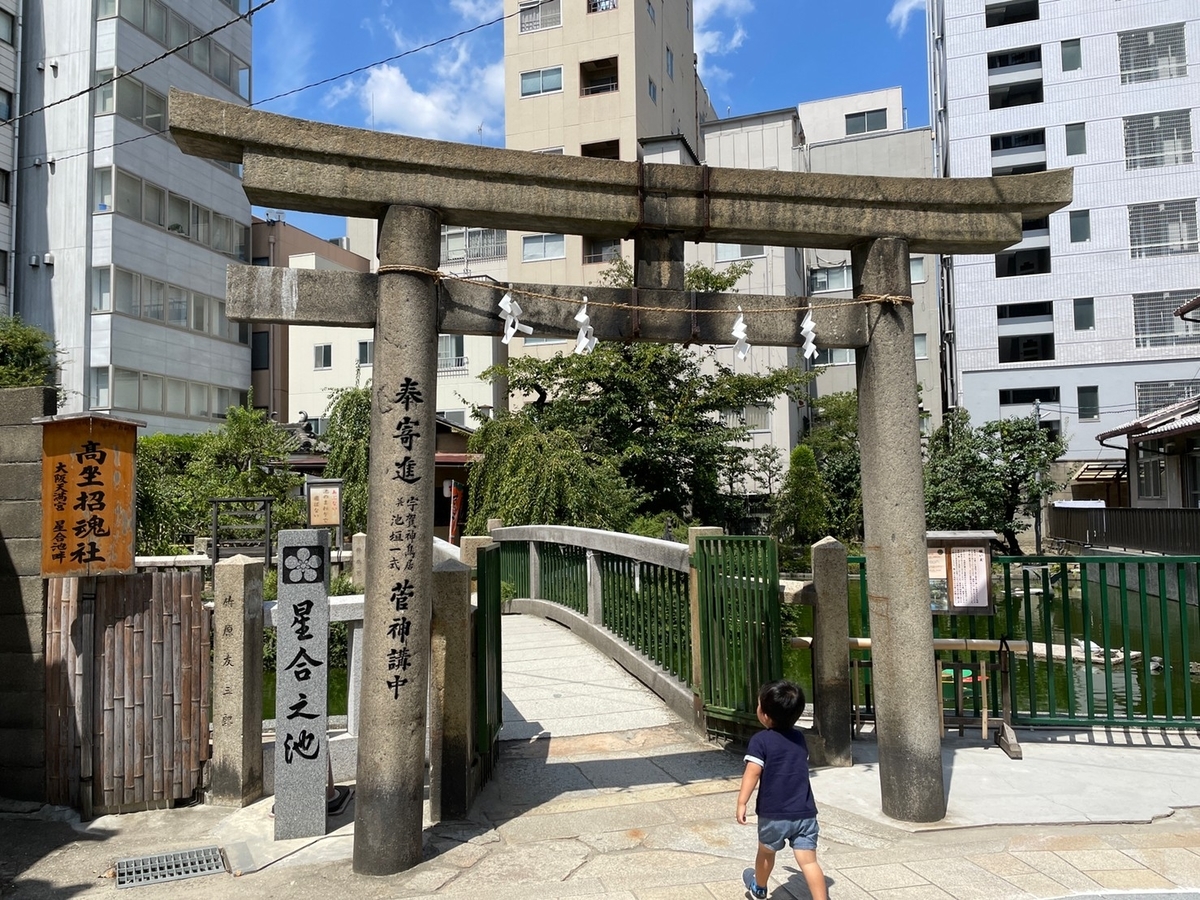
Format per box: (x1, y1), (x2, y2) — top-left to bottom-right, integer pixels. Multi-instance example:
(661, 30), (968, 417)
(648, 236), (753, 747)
(2, 614), (1200, 899)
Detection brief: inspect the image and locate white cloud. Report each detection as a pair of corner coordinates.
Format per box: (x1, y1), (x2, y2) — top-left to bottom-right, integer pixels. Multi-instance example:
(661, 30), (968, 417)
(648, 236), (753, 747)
(450, 0), (503, 23)
(887, 0), (925, 35)
(253, 4), (317, 113)
(693, 0), (753, 83)
(340, 56), (506, 143)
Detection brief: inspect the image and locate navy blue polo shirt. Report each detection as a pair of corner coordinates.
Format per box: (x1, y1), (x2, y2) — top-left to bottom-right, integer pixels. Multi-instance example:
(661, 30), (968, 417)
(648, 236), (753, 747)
(744, 727), (817, 820)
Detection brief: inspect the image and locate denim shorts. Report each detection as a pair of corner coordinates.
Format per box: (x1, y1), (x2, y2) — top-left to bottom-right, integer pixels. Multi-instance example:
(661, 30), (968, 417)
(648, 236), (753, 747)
(757, 815), (819, 851)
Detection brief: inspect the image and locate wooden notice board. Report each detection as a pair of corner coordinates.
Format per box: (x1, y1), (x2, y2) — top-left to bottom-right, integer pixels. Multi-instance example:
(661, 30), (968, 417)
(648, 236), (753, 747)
(40, 415), (140, 577)
(926, 531), (996, 616)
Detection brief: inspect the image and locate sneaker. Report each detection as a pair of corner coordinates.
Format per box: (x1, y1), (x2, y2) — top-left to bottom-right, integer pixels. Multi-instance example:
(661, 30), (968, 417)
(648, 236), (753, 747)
(742, 867), (767, 899)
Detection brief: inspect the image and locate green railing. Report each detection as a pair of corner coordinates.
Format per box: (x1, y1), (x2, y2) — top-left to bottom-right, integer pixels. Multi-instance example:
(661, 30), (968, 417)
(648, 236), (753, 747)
(846, 555), (1200, 729)
(696, 536), (782, 736)
(499, 541), (530, 600)
(474, 544), (503, 785)
(1000, 555), (1199, 728)
(599, 552), (691, 685)
(537, 543), (588, 614)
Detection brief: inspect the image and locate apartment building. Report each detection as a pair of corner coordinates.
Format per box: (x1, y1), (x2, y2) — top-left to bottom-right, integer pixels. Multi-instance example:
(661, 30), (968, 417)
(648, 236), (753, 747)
(929, 0), (1200, 462)
(15, 0), (253, 434)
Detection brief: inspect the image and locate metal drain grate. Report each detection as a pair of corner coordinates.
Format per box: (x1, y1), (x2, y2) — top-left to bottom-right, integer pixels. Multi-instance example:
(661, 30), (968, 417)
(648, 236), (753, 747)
(115, 846), (226, 888)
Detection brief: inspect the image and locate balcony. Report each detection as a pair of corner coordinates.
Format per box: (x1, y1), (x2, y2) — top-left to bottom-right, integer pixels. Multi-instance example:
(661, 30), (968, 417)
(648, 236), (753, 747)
(581, 57), (619, 96)
(588, 0), (617, 11)
(992, 129), (1047, 176)
(988, 48), (1043, 110)
(437, 355), (469, 373)
(519, 0), (561, 32)
(985, 0), (1038, 28)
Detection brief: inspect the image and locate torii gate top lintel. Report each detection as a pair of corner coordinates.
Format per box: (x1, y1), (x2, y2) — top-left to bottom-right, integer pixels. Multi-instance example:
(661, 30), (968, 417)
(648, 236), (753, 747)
(168, 89), (1071, 255)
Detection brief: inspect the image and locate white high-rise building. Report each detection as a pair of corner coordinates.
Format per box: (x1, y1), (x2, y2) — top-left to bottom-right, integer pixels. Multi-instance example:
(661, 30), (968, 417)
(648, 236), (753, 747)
(929, 0), (1200, 459)
(16, 0), (253, 434)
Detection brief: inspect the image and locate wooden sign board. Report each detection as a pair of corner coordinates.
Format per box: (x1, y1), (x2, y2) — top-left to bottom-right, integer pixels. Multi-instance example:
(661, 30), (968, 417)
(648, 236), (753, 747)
(41, 415), (140, 577)
(307, 481), (342, 528)
(926, 531), (996, 616)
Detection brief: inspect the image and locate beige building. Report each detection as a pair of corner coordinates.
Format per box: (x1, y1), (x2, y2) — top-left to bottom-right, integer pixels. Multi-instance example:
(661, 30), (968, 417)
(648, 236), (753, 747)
(248, 216), (371, 426)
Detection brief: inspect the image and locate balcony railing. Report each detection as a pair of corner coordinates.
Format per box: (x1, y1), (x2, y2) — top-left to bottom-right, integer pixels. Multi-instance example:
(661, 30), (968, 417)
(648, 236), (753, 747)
(438, 355), (469, 372)
(1049, 505), (1200, 556)
(440, 228), (507, 265)
(588, 0), (617, 11)
(520, 7), (561, 31)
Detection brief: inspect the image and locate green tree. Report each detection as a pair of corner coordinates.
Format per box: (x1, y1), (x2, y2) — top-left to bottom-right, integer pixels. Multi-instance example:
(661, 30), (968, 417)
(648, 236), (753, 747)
(771, 445), (828, 565)
(0, 314), (58, 389)
(322, 383), (372, 535)
(802, 392), (862, 542)
(924, 408), (1066, 554)
(483, 342), (809, 528)
(465, 415), (638, 532)
(134, 401), (305, 553)
(595, 256), (756, 292)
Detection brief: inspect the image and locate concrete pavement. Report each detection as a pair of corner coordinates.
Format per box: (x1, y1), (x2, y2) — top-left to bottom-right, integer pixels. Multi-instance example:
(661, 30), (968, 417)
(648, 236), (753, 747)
(3, 612), (1200, 899)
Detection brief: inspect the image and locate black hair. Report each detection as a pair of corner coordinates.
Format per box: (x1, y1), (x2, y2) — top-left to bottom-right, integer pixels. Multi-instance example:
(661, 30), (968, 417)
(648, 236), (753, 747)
(758, 680), (805, 731)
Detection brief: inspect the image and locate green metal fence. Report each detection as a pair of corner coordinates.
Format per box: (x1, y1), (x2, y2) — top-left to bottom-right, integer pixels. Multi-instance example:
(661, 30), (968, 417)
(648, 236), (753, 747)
(537, 543), (588, 614)
(696, 536), (782, 738)
(499, 541), (530, 600)
(846, 555), (1200, 729)
(599, 552), (691, 685)
(474, 544), (503, 785)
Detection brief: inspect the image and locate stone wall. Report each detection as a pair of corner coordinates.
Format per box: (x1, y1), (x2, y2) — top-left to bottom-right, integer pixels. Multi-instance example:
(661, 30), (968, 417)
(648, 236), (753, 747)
(0, 387), (55, 801)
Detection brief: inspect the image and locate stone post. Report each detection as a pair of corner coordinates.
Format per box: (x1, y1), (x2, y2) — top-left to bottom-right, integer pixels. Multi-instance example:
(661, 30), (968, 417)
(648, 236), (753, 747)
(586, 550), (602, 625)
(811, 537), (852, 768)
(209, 555), (264, 806)
(274, 530), (330, 840)
(852, 237), (946, 822)
(0, 386), (56, 802)
(354, 205), (442, 875)
(687, 527), (724, 724)
(458, 536), (491, 571)
(352, 532), (368, 587)
(429, 558), (472, 822)
(528, 541), (541, 600)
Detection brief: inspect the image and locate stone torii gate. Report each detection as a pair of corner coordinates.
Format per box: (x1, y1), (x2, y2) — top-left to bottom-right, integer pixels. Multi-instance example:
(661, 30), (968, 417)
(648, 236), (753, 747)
(169, 89), (1071, 873)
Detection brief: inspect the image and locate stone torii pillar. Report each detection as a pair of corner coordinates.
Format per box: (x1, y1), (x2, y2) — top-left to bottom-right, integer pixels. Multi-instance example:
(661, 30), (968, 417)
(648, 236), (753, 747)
(168, 89), (1072, 858)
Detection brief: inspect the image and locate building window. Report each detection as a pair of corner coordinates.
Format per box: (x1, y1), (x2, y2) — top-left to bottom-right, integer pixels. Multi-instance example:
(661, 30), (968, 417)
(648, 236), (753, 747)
(1136, 381), (1200, 416)
(314, 344), (332, 369)
(716, 243), (764, 261)
(998, 300), (1053, 322)
(986, 0), (1037, 27)
(1065, 122), (1087, 157)
(814, 347), (856, 366)
(118, 0), (250, 100)
(520, 66), (563, 97)
(720, 405), (770, 430)
(438, 334), (466, 370)
(580, 57), (618, 95)
(666, 46), (674, 80)
(1136, 442), (1164, 499)
(522, 233), (566, 262)
(251, 331), (270, 370)
(999, 387), (1060, 405)
(1133, 289), (1200, 348)
(648, 77), (657, 103)
(809, 264), (852, 293)
(115, 170), (143, 219)
(1124, 110), (1193, 170)
(914, 333), (928, 359)
(1073, 297), (1095, 331)
(583, 237), (622, 264)
(846, 109), (886, 136)
(358, 340), (374, 366)
(1077, 386), (1100, 421)
(1061, 38), (1082, 72)
(0, 88), (10, 121)
(440, 226), (507, 264)
(1069, 210), (1091, 242)
(909, 257), (926, 283)
(1119, 24), (1187, 85)
(988, 51), (1043, 109)
(587, 0), (617, 11)
(519, 0), (561, 32)
(992, 129), (1047, 175)
(581, 139), (619, 159)
(0, 10), (13, 44)
(996, 247), (1051, 277)
(1129, 199), (1199, 258)
(646, 0), (654, 23)
(92, 268), (111, 312)
(999, 333), (1055, 363)
(91, 368), (110, 409)
(112, 368), (140, 410)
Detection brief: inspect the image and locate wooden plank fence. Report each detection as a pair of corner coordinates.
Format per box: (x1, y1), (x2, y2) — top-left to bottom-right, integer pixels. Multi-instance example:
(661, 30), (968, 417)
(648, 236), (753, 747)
(45, 569), (211, 815)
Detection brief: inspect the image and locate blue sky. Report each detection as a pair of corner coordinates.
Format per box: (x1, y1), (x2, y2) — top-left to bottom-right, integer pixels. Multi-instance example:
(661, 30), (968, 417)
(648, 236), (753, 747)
(248, 0), (932, 239)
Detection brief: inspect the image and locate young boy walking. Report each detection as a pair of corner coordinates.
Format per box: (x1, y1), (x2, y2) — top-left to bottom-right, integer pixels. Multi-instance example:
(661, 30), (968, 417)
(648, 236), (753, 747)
(735, 680), (828, 900)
